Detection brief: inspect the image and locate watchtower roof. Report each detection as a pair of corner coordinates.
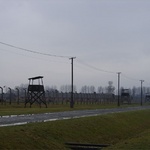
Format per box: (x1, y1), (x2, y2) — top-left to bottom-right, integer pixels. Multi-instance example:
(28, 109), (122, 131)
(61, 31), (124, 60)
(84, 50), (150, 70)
(28, 76), (43, 80)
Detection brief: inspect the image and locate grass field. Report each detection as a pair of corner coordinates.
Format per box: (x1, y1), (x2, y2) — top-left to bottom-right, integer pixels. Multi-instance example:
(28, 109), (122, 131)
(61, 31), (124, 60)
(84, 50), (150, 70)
(0, 105), (149, 150)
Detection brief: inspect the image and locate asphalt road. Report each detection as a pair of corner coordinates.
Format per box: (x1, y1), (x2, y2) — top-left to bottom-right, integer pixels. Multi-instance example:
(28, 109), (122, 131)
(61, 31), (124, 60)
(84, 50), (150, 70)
(0, 106), (150, 127)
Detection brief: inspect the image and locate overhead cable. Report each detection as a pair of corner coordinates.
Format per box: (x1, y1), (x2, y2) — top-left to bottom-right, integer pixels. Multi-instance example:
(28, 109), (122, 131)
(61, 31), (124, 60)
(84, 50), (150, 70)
(121, 73), (140, 82)
(76, 58), (116, 74)
(0, 41), (71, 58)
(0, 48), (69, 64)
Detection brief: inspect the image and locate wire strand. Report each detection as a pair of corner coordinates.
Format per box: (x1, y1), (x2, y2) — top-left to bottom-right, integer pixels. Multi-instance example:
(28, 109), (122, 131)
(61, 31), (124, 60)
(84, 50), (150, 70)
(76, 58), (116, 74)
(121, 73), (140, 82)
(0, 41), (72, 58)
(0, 48), (69, 64)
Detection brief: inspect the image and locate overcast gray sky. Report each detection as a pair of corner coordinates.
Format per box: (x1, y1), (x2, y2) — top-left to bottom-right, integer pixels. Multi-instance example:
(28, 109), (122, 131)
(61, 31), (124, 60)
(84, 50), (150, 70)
(0, 0), (150, 92)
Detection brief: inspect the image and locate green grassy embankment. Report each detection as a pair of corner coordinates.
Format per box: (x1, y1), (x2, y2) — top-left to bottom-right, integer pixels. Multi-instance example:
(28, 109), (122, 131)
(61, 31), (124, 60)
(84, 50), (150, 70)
(0, 109), (149, 149)
(0, 102), (143, 116)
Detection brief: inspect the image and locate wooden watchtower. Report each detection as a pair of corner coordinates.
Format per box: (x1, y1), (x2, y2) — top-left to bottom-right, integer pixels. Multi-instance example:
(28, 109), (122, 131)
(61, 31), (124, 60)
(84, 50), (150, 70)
(121, 89), (131, 104)
(25, 76), (47, 108)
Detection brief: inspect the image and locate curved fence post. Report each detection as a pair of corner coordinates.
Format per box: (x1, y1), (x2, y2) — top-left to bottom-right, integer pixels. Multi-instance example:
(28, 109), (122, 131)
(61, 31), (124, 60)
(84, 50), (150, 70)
(8, 87), (12, 105)
(0, 87), (3, 104)
(16, 88), (20, 104)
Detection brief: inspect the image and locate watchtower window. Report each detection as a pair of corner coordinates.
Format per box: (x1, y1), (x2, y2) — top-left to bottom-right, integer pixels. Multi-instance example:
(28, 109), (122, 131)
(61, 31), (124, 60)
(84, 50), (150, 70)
(28, 76), (44, 85)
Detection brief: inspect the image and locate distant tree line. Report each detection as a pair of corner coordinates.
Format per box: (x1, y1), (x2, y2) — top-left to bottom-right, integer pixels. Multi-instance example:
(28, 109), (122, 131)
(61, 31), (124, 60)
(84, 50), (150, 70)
(2, 81), (150, 97)
(1, 81), (150, 104)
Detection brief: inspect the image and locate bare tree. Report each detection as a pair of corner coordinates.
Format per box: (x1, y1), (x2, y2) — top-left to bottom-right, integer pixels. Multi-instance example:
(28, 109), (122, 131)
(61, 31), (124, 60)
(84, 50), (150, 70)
(105, 81), (115, 94)
(80, 85), (88, 93)
(97, 86), (104, 93)
(45, 85), (58, 92)
(80, 85), (96, 93)
(60, 85), (76, 93)
(89, 86), (95, 93)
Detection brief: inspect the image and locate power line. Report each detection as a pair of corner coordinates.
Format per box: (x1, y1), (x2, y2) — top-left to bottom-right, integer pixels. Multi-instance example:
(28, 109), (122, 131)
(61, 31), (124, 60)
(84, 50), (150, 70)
(76, 59), (148, 87)
(120, 73), (150, 88)
(121, 73), (140, 82)
(0, 41), (71, 58)
(0, 48), (69, 64)
(76, 58), (116, 74)
(0, 42), (148, 87)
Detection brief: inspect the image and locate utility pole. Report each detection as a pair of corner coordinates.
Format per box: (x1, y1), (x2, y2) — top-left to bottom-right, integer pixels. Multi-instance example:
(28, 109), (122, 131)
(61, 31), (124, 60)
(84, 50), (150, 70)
(117, 72), (121, 106)
(140, 80), (144, 106)
(69, 57), (76, 108)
